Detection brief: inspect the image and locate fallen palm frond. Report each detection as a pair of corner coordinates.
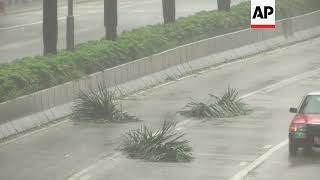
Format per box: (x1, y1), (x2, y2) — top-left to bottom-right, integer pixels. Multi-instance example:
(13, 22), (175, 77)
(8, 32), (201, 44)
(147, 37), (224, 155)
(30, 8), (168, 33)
(121, 120), (193, 162)
(179, 87), (249, 118)
(72, 85), (138, 122)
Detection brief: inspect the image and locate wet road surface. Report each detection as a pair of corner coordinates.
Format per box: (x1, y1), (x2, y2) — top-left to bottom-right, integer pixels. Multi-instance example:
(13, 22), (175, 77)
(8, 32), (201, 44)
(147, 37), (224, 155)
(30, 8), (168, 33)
(0, 38), (320, 179)
(245, 147), (320, 180)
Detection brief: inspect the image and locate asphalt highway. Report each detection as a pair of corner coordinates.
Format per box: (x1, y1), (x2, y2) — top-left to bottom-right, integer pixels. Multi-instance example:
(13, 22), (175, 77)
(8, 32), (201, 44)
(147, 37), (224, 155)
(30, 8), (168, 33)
(0, 37), (320, 179)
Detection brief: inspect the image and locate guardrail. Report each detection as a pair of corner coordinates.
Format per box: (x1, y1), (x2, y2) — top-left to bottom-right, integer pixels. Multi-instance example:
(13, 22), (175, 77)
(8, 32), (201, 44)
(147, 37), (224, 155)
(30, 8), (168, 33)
(0, 10), (320, 139)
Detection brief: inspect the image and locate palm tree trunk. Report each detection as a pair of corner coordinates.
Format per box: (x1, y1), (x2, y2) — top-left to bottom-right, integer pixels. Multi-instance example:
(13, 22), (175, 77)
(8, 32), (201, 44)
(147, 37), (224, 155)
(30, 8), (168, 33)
(43, 0), (58, 55)
(162, 0), (176, 24)
(217, 0), (231, 11)
(104, 0), (118, 40)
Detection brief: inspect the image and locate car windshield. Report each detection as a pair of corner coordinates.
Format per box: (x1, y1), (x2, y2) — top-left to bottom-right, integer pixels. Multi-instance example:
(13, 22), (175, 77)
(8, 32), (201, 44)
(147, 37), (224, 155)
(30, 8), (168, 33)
(299, 95), (320, 114)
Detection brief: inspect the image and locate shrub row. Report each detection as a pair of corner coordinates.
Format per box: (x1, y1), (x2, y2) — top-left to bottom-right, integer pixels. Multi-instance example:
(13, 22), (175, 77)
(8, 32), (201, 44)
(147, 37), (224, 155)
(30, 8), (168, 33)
(0, 0), (319, 102)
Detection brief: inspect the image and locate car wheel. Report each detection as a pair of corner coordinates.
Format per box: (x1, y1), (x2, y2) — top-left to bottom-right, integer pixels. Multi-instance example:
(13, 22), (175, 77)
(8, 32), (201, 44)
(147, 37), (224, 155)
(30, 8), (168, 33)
(289, 144), (297, 156)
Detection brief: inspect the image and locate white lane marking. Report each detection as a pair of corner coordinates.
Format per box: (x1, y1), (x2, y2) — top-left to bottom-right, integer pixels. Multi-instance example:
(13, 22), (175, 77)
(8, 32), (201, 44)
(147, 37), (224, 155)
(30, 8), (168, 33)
(66, 152), (123, 180)
(0, 15), (81, 30)
(239, 162), (248, 166)
(132, 9), (146, 13)
(133, 81), (174, 96)
(65, 154), (71, 158)
(239, 67), (320, 99)
(263, 144), (272, 149)
(176, 119), (197, 131)
(137, 80), (176, 94)
(229, 139), (288, 180)
(79, 175), (91, 180)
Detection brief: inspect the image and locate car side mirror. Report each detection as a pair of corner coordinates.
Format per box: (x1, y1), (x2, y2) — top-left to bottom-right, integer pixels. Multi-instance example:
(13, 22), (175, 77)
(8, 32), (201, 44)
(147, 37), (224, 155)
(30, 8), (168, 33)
(289, 107), (298, 113)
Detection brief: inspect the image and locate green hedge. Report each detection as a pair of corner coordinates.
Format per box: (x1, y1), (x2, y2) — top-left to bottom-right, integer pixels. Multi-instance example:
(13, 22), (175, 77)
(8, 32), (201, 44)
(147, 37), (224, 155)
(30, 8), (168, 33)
(0, 0), (319, 102)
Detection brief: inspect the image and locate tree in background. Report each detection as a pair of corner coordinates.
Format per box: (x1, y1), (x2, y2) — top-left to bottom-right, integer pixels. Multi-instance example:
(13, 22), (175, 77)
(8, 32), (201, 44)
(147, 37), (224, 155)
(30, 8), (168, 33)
(104, 0), (118, 40)
(217, 0), (231, 11)
(43, 0), (58, 55)
(162, 0), (176, 24)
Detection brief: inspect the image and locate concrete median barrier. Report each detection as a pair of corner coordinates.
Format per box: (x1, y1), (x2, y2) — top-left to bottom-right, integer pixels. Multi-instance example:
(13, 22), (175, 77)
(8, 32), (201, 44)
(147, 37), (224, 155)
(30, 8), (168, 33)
(159, 49), (183, 79)
(170, 48), (182, 67)
(53, 84), (67, 107)
(145, 56), (153, 76)
(151, 53), (165, 73)
(114, 65), (125, 86)
(293, 11), (320, 41)
(103, 67), (116, 88)
(42, 89), (57, 122)
(40, 90), (50, 114)
(136, 57), (147, 78)
(114, 65), (124, 85)
(292, 17), (307, 34)
(184, 44), (193, 63)
(47, 87), (56, 109)
(86, 73), (100, 91)
(64, 82), (75, 102)
(1, 10), (320, 140)
(127, 61), (140, 81)
(176, 46), (193, 74)
(49, 84), (71, 119)
(213, 33), (239, 60)
(71, 80), (81, 99)
(192, 41), (205, 60)
(80, 77), (91, 94)
(266, 23), (286, 47)
(231, 29), (257, 58)
(178, 45), (188, 63)
(0, 102), (12, 125)
(4, 96), (33, 122)
(33, 92), (43, 113)
(121, 65), (129, 85)
(162, 52), (170, 70)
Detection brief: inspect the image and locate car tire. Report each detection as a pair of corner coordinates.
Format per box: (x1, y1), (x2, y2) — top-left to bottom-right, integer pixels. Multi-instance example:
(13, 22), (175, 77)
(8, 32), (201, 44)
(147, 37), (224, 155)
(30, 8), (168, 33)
(289, 144), (297, 156)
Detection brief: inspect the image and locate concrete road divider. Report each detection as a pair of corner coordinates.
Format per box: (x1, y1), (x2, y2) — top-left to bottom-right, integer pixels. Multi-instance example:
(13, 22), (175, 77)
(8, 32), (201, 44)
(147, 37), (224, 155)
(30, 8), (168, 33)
(127, 61), (140, 81)
(0, 10), (320, 139)
(103, 67), (116, 88)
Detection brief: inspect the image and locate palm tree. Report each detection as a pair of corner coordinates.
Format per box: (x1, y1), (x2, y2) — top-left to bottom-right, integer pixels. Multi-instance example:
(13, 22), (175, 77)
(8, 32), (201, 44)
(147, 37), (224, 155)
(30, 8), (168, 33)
(217, 0), (231, 11)
(162, 0), (176, 24)
(104, 0), (118, 40)
(43, 0), (58, 55)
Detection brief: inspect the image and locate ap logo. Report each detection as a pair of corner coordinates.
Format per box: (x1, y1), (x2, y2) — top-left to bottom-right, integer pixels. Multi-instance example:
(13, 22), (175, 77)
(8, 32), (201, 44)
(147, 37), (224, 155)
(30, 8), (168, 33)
(251, 0), (276, 28)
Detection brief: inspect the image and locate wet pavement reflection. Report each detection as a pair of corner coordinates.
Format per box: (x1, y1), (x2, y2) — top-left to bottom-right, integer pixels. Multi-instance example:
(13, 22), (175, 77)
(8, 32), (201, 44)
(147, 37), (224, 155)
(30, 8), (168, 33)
(289, 148), (320, 167)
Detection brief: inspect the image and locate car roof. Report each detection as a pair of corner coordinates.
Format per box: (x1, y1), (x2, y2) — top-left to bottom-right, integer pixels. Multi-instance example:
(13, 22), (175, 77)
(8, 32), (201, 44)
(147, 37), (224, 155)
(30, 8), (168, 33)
(306, 92), (320, 96)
